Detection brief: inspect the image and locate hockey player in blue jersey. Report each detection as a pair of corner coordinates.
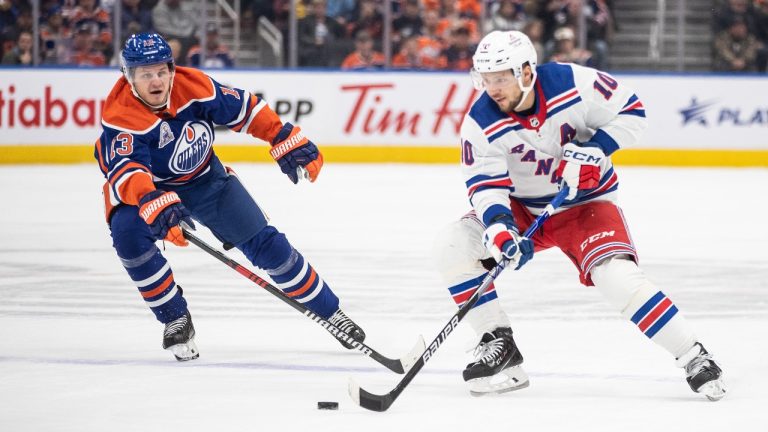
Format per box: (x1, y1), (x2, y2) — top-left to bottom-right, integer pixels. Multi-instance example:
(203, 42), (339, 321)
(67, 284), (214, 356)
(94, 33), (365, 361)
(433, 30), (725, 400)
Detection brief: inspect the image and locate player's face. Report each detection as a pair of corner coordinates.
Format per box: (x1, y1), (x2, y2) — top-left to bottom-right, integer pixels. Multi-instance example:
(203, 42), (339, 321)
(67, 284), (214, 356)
(481, 70), (522, 113)
(132, 63), (173, 107)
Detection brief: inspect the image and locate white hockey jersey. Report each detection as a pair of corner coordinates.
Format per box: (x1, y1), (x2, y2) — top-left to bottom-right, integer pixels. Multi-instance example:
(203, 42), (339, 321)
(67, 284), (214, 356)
(460, 62), (648, 226)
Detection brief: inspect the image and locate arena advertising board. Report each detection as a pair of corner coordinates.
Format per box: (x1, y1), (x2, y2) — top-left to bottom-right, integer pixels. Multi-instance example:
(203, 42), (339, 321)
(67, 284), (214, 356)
(0, 68), (765, 165)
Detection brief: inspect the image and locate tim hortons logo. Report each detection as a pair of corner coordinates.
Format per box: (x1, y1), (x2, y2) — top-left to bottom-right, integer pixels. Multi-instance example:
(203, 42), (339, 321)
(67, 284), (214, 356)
(304, 310), (373, 355)
(422, 315), (460, 362)
(340, 82), (479, 137)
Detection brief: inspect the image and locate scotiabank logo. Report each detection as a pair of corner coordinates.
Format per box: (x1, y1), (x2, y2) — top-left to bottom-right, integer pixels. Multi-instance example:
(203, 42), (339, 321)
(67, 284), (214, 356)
(0, 85), (104, 128)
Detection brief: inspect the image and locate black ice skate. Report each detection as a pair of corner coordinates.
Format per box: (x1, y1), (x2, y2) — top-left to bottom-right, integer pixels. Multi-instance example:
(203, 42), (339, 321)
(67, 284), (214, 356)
(675, 342), (726, 401)
(463, 327), (529, 396)
(162, 311), (199, 361)
(328, 309), (366, 349)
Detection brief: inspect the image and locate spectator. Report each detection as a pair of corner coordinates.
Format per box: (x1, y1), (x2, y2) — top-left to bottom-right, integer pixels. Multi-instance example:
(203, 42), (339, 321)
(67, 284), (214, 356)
(392, 33), (444, 70)
(753, 0), (768, 71)
(348, 0), (383, 42)
(490, 0), (528, 32)
(436, 0), (479, 43)
(1, 30), (34, 65)
(441, 26), (475, 71)
(69, 0), (112, 60)
(67, 23), (107, 66)
(523, 18), (545, 63)
(714, 0), (756, 33)
(393, 0), (423, 47)
(549, 26), (593, 66)
(187, 25), (235, 68)
(167, 37), (184, 65)
(297, 0), (347, 67)
(152, 0), (198, 58)
(121, 0), (154, 36)
(341, 29), (385, 70)
(326, 0), (356, 28)
(40, 7), (71, 64)
(417, 8), (446, 63)
(713, 15), (762, 72)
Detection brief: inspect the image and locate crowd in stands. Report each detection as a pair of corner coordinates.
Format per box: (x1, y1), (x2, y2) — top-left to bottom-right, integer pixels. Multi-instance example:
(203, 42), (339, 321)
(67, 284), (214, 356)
(264, 0), (617, 71)
(0, 0), (234, 67)
(0, 0), (765, 73)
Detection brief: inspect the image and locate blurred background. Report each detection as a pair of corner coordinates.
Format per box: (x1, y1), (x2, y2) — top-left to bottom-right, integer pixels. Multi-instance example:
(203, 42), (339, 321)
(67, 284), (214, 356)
(0, 0), (766, 167)
(1, 0), (766, 72)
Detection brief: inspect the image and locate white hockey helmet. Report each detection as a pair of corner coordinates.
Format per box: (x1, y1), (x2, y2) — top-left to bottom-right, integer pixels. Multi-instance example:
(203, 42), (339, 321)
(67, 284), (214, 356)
(471, 31), (538, 108)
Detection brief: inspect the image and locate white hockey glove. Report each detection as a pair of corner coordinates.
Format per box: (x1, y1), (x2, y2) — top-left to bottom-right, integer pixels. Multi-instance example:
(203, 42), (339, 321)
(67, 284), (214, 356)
(555, 142), (605, 200)
(482, 215), (534, 270)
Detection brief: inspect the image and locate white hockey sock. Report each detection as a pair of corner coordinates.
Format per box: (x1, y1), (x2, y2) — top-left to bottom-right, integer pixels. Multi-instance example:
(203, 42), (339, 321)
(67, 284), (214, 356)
(465, 298), (512, 336)
(591, 258), (696, 359)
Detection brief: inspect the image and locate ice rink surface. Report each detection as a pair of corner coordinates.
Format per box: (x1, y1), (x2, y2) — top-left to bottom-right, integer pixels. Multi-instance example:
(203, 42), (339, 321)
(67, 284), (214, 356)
(1, 163), (766, 432)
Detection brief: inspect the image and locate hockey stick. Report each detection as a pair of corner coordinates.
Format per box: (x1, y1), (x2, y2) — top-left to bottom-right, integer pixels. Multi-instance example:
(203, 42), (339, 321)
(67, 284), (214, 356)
(180, 224), (425, 374)
(348, 186), (571, 411)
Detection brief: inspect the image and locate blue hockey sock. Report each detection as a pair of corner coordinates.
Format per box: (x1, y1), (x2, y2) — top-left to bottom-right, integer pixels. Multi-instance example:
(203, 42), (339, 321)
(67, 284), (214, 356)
(241, 226), (339, 318)
(119, 245), (188, 323)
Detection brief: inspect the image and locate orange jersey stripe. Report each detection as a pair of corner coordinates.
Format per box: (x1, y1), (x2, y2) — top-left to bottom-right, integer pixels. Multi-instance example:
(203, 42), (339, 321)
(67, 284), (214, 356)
(246, 106), (282, 143)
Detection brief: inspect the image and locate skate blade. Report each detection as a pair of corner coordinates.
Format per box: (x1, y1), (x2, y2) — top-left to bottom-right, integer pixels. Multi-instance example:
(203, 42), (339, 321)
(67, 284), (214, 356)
(468, 365), (530, 396)
(699, 379), (726, 401)
(167, 338), (199, 362)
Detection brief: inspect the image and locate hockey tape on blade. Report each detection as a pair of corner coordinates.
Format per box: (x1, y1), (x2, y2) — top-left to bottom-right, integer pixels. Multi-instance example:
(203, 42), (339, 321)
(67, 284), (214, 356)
(317, 401), (339, 410)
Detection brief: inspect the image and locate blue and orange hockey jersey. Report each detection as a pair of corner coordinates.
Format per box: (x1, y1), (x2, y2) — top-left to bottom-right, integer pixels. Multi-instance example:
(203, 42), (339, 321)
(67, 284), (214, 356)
(94, 66), (283, 218)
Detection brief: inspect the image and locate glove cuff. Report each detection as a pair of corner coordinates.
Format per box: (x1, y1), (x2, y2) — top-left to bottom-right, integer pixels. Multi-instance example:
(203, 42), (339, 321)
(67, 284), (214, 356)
(139, 190), (181, 224)
(270, 123), (308, 161)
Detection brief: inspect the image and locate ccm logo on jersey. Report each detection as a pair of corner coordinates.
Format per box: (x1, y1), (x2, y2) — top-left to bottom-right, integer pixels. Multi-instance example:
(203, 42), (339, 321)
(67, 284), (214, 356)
(563, 148), (602, 164)
(580, 231), (615, 251)
(170, 121), (213, 174)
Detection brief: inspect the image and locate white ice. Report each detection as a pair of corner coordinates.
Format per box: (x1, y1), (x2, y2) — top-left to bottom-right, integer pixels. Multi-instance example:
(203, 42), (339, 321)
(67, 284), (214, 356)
(1, 163), (766, 432)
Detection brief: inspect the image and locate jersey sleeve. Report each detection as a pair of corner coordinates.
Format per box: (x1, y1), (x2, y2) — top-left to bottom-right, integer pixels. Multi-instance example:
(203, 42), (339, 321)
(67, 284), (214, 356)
(460, 115), (515, 227)
(205, 76), (284, 144)
(96, 126), (155, 208)
(573, 64), (648, 155)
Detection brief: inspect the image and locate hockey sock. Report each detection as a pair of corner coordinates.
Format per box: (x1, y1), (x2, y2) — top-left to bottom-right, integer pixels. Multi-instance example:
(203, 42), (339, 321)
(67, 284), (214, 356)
(119, 245), (188, 323)
(591, 257), (696, 358)
(111, 206), (188, 324)
(448, 273), (510, 335)
(241, 226), (339, 318)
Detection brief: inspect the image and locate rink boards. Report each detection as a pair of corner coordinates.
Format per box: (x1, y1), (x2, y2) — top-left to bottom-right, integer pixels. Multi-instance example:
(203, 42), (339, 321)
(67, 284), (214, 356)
(0, 68), (766, 166)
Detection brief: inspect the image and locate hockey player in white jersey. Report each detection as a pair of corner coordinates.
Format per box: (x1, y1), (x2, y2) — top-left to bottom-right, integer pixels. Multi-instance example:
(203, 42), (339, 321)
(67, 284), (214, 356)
(434, 30), (725, 401)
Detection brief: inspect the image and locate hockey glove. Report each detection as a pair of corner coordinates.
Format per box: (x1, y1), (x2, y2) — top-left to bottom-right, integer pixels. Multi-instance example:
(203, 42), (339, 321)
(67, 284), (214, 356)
(555, 142), (605, 200)
(269, 122), (324, 184)
(482, 214), (534, 270)
(138, 190), (195, 247)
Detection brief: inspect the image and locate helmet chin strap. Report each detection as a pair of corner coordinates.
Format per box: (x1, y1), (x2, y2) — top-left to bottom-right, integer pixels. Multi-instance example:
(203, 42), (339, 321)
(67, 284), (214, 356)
(513, 71), (537, 111)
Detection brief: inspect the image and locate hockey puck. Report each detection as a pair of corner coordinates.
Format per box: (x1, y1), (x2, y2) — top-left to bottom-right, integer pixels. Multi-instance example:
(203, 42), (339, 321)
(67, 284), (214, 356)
(317, 401), (339, 410)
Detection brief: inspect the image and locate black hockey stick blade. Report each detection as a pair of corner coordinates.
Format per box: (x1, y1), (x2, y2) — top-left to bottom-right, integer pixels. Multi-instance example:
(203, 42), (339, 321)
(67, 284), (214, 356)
(348, 378), (395, 412)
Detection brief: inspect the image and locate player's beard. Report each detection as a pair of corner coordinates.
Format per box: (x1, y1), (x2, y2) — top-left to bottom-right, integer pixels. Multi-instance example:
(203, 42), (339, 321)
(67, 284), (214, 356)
(499, 93), (522, 113)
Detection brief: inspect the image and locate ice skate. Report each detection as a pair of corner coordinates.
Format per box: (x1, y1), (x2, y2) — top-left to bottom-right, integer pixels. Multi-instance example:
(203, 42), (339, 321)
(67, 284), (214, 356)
(328, 309), (366, 349)
(463, 327), (529, 396)
(162, 311), (199, 361)
(676, 342), (726, 401)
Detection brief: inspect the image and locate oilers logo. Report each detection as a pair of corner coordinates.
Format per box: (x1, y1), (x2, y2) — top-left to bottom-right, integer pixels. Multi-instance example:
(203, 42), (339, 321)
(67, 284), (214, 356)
(170, 121), (213, 174)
